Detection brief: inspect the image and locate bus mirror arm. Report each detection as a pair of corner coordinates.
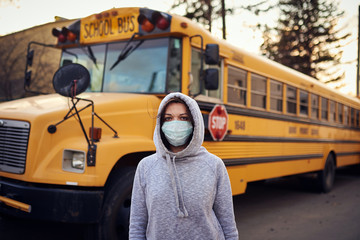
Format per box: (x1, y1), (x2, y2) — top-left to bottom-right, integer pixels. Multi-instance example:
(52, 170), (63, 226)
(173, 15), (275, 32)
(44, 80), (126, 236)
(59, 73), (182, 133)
(49, 63), (119, 167)
(48, 96), (119, 167)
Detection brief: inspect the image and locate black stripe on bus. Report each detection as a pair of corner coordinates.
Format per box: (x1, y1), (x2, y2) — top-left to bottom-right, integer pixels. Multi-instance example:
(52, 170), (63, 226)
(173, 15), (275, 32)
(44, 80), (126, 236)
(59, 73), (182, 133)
(216, 134), (360, 144)
(198, 101), (360, 131)
(223, 154), (324, 166)
(223, 151), (360, 166)
(337, 151), (360, 156)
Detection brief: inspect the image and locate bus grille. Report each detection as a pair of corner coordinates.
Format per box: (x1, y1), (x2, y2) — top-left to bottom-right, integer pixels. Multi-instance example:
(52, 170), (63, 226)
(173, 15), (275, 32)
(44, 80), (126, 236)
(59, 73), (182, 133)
(0, 119), (30, 174)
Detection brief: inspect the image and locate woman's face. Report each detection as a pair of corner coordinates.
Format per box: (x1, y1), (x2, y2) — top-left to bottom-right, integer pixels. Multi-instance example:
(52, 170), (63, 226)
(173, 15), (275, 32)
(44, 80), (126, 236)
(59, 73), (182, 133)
(163, 102), (190, 122)
(162, 102), (193, 153)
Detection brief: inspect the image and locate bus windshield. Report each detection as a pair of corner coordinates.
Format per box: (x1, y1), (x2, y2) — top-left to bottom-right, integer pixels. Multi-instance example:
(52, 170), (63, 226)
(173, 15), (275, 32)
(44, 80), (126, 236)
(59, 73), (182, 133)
(59, 37), (181, 94)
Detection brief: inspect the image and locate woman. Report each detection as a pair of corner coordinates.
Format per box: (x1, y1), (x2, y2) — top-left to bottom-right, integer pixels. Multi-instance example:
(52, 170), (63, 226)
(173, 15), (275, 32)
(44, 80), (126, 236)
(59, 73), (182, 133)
(129, 92), (238, 240)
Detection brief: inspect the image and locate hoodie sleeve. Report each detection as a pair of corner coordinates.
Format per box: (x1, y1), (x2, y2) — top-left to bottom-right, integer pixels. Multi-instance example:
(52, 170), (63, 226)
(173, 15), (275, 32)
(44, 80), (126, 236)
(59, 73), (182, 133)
(213, 159), (239, 240)
(129, 160), (148, 240)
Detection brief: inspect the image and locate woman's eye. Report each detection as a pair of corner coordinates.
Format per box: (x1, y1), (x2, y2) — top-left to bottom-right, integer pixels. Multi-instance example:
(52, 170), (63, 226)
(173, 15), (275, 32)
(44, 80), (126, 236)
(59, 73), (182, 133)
(164, 117), (172, 121)
(180, 116), (189, 121)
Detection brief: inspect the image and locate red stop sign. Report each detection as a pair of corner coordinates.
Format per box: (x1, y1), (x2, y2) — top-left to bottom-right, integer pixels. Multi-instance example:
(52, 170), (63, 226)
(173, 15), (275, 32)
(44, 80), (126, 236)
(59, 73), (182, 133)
(208, 104), (228, 141)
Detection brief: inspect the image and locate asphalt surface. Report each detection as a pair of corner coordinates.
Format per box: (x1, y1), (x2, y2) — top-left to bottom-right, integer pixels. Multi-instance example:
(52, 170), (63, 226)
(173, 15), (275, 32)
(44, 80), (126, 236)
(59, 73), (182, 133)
(1, 165), (359, 240)
(235, 166), (360, 240)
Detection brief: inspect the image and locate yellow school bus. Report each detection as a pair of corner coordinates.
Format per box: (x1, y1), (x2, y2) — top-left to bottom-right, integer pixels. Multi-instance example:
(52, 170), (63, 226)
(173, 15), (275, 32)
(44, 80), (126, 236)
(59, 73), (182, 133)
(1, 7), (360, 239)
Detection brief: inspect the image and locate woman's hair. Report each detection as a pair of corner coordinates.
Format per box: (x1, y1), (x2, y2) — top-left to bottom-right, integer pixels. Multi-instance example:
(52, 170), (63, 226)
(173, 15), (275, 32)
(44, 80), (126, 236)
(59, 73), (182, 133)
(160, 97), (194, 126)
(159, 97), (194, 149)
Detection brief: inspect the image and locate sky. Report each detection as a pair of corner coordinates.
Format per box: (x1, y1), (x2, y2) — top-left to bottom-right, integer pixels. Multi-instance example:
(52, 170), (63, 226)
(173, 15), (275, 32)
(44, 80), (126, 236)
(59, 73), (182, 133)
(0, 0), (359, 95)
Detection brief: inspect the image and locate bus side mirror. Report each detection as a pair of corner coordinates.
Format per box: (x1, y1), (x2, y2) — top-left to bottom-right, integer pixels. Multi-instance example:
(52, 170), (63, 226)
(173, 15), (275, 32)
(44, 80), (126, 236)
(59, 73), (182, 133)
(24, 70), (32, 87)
(205, 44), (219, 65)
(27, 49), (34, 67)
(53, 63), (90, 97)
(24, 50), (34, 88)
(204, 68), (219, 90)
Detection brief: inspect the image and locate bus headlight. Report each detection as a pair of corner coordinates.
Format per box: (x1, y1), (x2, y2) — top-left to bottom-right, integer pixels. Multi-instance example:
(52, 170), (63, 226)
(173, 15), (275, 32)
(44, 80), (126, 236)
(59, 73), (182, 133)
(63, 149), (85, 173)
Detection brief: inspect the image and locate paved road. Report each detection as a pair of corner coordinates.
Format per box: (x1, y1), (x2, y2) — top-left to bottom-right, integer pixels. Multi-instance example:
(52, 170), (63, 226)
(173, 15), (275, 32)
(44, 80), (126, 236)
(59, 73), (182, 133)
(234, 166), (360, 240)
(1, 166), (359, 240)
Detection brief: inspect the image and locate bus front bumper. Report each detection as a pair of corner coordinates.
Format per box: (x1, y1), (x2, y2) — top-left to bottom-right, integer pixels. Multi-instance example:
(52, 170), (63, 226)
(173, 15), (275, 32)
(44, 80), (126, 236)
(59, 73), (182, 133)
(0, 177), (104, 223)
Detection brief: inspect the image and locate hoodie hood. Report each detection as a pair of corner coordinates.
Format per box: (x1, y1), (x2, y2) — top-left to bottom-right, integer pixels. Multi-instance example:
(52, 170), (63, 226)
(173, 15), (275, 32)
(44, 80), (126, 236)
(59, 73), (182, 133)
(153, 92), (204, 159)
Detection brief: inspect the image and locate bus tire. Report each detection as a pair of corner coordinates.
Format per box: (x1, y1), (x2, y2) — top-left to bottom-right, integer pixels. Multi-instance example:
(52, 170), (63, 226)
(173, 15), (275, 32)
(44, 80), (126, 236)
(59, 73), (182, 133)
(317, 154), (335, 193)
(98, 167), (136, 240)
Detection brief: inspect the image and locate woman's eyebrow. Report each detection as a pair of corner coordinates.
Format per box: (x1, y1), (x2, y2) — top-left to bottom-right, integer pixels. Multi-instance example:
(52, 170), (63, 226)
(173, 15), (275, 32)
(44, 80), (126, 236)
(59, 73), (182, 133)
(164, 113), (188, 116)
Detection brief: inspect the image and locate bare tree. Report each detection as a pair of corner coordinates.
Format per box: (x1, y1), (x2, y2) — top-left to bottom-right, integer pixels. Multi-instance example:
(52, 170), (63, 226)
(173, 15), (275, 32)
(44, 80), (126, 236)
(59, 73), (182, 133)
(170, 0), (233, 39)
(0, 20), (71, 101)
(0, 34), (25, 100)
(242, 0), (351, 83)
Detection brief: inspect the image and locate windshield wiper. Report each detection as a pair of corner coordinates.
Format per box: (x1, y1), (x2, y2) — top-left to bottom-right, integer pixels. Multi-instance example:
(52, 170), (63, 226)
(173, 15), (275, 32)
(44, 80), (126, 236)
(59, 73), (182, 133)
(81, 46), (98, 68)
(110, 32), (144, 71)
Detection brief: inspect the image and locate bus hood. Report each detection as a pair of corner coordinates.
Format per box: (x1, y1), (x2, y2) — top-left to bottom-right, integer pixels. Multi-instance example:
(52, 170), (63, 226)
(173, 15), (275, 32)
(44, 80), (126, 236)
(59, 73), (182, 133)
(0, 93), (162, 121)
(0, 93), (162, 185)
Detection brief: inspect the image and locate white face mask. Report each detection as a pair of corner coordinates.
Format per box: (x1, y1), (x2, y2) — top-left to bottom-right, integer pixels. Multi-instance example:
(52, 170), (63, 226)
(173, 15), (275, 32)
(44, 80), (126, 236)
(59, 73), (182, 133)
(161, 120), (193, 147)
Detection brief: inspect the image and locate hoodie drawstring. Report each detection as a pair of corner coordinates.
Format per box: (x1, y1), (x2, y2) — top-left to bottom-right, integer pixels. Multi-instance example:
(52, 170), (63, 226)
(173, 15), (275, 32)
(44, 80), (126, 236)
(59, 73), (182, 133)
(166, 154), (189, 218)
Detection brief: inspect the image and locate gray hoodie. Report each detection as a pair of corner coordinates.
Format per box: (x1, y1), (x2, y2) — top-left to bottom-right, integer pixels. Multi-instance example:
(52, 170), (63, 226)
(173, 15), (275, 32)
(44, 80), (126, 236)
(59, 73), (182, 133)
(129, 92), (239, 240)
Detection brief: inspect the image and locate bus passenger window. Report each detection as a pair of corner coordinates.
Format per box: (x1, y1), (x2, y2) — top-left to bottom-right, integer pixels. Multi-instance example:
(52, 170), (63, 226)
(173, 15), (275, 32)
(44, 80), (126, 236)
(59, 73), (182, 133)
(321, 97), (328, 120)
(270, 80), (283, 112)
(227, 66), (247, 106)
(351, 108), (355, 126)
(311, 94), (319, 119)
(300, 90), (308, 116)
(251, 73), (266, 109)
(329, 100), (336, 122)
(344, 106), (349, 125)
(287, 86), (297, 114)
(338, 103), (343, 123)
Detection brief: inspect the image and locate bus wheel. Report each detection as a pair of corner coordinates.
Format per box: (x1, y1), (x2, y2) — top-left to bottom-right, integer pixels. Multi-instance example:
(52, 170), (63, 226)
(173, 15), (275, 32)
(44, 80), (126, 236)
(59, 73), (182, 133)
(317, 154), (335, 193)
(98, 167), (136, 240)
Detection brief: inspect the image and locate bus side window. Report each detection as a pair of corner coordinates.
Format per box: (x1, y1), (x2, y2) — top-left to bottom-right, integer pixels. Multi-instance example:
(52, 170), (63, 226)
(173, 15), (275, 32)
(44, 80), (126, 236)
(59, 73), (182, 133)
(270, 80), (283, 112)
(311, 94), (319, 119)
(338, 103), (343, 124)
(351, 108), (355, 126)
(190, 48), (222, 99)
(329, 100), (336, 122)
(300, 90), (308, 116)
(344, 105), (349, 125)
(321, 97), (328, 121)
(251, 73), (266, 109)
(227, 66), (247, 106)
(287, 86), (297, 114)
